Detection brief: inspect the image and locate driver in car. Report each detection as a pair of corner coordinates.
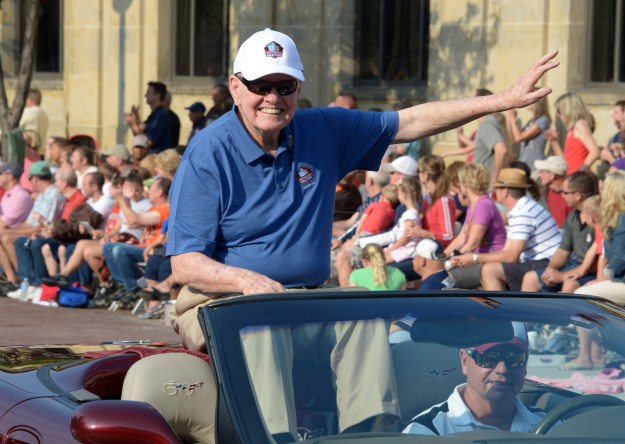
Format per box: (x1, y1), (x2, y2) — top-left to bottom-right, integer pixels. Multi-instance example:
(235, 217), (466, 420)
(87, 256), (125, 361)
(403, 322), (546, 435)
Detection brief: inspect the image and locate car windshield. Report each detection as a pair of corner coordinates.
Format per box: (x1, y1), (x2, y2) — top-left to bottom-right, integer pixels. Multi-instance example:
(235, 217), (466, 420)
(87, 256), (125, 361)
(202, 292), (625, 443)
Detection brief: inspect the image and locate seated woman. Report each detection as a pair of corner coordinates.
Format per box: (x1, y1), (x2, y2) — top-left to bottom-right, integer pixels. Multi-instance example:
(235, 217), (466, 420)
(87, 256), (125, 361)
(404, 155), (456, 248)
(443, 164), (507, 289)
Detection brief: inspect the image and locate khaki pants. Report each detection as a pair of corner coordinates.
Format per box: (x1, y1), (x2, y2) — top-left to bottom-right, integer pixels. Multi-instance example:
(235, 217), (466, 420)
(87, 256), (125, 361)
(574, 280), (625, 306)
(170, 285), (400, 436)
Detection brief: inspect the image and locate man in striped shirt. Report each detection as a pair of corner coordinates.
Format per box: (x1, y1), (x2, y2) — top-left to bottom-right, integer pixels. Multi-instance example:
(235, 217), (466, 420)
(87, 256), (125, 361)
(450, 168), (561, 290)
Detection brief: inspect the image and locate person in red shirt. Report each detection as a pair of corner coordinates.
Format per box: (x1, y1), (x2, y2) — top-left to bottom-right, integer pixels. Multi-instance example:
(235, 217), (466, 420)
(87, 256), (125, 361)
(406, 155), (456, 247)
(534, 156), (571, 228)
(355, 184), (397, 237)
(546, 93), (599, 174)
(55, 167), (87, 221)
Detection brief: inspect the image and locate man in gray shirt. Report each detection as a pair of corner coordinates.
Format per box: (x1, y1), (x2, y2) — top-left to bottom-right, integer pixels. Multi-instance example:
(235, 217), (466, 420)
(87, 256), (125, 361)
(473, 113), (510, 190)
(521, 171), (598, 294)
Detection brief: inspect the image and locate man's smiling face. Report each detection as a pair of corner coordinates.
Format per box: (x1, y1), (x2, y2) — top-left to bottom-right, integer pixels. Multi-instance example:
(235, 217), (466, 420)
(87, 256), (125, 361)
(230, 73), (300, 148)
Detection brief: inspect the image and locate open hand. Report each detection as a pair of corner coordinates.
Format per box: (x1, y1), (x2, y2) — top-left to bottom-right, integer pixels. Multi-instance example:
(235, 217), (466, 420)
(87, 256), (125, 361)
(502, 50), (559, 109)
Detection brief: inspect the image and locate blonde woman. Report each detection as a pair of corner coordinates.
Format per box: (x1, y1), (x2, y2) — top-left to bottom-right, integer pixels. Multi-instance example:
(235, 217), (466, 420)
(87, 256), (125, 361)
(348, 243), (406, 291)
(445, 164), (506, 257)
(572, 171), (625, 305)
(546, 93), (599, 174)
(505, 95), (551, 169)
(154, 148), (181, 180)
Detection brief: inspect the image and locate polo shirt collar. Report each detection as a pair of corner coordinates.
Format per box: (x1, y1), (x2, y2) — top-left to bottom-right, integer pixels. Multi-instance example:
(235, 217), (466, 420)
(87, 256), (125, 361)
(229, 107), (295, 165)
(449, 384), (530, 432)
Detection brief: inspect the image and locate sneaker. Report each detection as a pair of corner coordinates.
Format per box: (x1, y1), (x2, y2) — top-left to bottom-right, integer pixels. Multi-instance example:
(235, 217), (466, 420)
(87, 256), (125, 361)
(7, 287), (24, 300)
(93, 282), (119, 307)
(29, 286), (43, 303)
(32, 299), (59, 307)
(0, 282), (19, 296)
(41, 274), (70, 288)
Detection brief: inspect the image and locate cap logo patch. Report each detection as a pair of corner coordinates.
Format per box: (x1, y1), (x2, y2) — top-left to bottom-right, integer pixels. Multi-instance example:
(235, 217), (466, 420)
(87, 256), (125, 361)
(265, 41), (284, 59)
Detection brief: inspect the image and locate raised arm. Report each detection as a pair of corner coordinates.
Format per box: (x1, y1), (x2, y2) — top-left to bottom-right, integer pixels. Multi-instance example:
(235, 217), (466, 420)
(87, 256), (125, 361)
(393, 51), (559, 143)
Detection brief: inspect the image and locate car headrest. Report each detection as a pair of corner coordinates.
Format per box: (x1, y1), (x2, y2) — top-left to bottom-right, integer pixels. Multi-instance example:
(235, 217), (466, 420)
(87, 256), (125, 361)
(121, 353), (217, 444)
(392, 341), (464, 429)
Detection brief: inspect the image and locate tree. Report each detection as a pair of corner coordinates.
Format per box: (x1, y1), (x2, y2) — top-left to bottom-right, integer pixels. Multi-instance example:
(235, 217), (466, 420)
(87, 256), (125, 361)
(0, 0), (43, 160)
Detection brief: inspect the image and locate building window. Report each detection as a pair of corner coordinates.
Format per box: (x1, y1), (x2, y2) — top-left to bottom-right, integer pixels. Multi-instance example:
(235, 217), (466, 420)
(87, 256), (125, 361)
(590, 0), (624, 83)
(174, 0), (228, 77)
(15, 0), (62, 74)
(35, 0), (62, 73)
(356, 0), (429, 83)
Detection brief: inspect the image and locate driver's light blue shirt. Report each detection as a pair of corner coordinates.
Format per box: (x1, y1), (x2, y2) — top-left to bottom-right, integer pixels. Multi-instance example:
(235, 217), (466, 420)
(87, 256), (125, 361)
(167, 107), (399, 287)
(403, 384), (546, 435)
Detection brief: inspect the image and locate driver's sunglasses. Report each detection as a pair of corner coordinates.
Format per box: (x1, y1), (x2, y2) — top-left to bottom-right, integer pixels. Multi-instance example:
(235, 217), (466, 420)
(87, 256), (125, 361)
(235, 74), (298, 96)
(466, 348), (527, 369)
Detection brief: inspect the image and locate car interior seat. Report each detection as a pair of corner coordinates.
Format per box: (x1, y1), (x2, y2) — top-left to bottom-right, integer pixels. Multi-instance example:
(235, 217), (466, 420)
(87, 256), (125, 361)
(121, 352), (217, 444)
(391, 340), (465, 430)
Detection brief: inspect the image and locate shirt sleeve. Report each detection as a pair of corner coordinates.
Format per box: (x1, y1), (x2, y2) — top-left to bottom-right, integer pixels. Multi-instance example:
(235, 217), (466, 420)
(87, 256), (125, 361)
(402, 421), (437, 436)
(166, 144), (222, 257)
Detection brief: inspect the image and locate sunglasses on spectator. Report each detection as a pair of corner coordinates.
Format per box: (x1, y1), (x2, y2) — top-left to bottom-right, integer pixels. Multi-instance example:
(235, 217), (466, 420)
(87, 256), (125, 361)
(235, 74), (298, 96)
(466, 348), (527, 369)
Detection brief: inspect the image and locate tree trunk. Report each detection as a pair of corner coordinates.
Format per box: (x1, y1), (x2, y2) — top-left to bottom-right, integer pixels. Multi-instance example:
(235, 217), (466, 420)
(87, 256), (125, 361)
(0, 0), (43, 160)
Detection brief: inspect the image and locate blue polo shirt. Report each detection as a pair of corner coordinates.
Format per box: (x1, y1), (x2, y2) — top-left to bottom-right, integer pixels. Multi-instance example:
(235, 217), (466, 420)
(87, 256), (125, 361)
(145, 106), (173, 154)
(167, 107), (399, 287)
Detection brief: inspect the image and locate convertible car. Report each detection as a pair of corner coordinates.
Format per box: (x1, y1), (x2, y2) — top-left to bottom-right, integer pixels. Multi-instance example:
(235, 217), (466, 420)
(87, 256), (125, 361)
(1, 290), (625, 443)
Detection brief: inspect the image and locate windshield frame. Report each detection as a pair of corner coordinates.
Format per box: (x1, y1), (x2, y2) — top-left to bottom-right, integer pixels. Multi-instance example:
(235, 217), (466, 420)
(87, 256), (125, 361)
(199, 291), (625, 443)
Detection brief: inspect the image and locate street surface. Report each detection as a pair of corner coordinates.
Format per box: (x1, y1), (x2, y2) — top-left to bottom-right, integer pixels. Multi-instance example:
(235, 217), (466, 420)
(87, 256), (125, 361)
(0, 297), (180, 346)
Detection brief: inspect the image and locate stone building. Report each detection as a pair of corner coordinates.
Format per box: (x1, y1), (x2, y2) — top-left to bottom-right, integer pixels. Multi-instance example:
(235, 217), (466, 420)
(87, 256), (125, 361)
(0, 0), (622, 154)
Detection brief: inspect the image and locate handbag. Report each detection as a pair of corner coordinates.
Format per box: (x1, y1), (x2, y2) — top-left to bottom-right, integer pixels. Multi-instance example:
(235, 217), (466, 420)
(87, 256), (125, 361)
(57, 284), (90, 308)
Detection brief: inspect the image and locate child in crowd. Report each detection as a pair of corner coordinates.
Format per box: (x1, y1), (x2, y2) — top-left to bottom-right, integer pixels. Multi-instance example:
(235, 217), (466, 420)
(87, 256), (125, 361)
(354, 184), (398, 238)
(348, 243), (406, 291)
(357, 178), (421, 263)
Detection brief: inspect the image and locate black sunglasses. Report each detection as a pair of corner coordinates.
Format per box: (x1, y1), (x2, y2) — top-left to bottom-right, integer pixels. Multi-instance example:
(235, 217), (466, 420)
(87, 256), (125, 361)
(236, 74), (298, 96)
(466, 348), (527, 369)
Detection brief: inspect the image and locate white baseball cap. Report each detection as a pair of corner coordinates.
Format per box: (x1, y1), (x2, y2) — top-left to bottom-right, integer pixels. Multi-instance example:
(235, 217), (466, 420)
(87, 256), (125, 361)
(383, 156), (419, 176)
(534, 156), (568, 176)
(233, 28), (305, 81)
(411, 238), (446, 261)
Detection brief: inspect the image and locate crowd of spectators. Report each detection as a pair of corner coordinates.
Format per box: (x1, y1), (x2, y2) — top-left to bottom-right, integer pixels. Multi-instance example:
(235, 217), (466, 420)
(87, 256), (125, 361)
(330, 94), (625, 318)
(0, 83), (233, 319)
(2, 84), (624, 329)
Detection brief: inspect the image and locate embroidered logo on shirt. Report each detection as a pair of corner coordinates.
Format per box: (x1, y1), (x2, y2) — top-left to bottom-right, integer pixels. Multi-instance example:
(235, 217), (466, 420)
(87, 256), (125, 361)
(265, 41), (284, 59)
(296, 164), (315, 188)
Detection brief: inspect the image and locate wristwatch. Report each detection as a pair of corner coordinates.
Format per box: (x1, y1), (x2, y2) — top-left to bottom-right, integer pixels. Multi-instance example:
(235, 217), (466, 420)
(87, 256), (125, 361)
(473, 254), (478, 265)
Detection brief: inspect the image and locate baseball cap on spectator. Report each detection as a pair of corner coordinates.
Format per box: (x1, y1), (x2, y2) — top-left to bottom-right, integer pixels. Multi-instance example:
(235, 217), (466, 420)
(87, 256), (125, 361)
(384, 156), (418, 177)
(410, 238), (446, 261)
(233, 28), (305, 81)
(29, 161), (51, 177)
(494, 168), (531, 189)
(0, 162), (23, 178)
(101, 144), (132, 161)
(474, 321), (529, 353)
(133, 134), (149, 149)
(534, 156), (568, 176)
(185, 102), (206, 113)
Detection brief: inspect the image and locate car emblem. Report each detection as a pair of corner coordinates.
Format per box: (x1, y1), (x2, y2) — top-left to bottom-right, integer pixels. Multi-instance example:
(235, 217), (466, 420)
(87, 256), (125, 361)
(265, 41), (284, 58)
(162, 381), (204, 398)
